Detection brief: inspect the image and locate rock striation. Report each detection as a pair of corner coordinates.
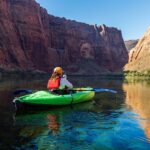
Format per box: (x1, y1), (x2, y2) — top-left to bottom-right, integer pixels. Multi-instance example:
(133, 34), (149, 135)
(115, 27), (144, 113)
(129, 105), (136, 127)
(0, 0), (128, 74)
(124, 28), (150, 72)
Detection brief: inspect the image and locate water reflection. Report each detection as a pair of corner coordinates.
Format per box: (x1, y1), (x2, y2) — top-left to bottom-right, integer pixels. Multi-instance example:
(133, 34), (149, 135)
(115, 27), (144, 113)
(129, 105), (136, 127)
(1, 77), (150, 149)
(123, 82), (150, 139)
(14, 101), (123, 150)
(47, 114), (60, 135)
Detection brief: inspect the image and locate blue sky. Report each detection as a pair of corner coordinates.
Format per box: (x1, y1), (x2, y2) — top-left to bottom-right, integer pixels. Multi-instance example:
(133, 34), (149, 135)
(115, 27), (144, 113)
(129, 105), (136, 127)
(36, 0), (150, 40)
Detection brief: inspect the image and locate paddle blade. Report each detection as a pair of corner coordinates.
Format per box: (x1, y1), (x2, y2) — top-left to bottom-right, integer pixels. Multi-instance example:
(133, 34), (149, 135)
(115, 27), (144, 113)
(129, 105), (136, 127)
(94, 88), (117, 94)
(13, 89), (33, 95)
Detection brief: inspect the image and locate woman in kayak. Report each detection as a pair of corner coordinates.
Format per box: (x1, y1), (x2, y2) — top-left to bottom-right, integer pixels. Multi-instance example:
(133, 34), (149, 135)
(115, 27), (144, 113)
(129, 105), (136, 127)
(47, 67), (73, 94)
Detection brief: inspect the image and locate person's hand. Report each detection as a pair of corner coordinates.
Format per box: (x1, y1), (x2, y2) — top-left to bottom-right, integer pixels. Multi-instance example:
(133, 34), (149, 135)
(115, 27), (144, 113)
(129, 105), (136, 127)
(63, 74), (67, 79)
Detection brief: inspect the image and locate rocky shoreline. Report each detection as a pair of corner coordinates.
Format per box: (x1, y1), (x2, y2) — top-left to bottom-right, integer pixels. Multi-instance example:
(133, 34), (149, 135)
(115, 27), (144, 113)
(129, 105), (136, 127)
(0, 67), (125, 80)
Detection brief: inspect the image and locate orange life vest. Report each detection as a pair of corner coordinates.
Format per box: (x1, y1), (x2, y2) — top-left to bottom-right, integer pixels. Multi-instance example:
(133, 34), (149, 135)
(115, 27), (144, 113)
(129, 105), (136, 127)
(47, 77), (61, 90)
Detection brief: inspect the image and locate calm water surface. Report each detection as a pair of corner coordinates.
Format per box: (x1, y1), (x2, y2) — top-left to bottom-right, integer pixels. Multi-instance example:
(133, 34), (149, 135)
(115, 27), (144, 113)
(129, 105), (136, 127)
(0, 77), (150, 150)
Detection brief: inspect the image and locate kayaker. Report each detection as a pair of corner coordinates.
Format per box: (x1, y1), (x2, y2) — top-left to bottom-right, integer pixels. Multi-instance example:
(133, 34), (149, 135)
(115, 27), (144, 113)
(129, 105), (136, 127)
(47, 67), (73, 94)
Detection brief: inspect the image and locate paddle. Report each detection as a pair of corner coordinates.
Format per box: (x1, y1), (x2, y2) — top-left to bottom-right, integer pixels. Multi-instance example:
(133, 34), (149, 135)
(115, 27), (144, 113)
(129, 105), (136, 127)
(92, 88), (117, 93)
(13, 88), (117, 96)
(13, 89), (33, 95)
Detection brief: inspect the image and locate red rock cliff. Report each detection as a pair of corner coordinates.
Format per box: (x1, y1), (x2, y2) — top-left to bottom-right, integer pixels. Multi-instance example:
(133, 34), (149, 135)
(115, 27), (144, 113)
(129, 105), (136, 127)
(0, 0), (128, 74)
(125, 40), (138, 52)
(124, 28), (150, 72)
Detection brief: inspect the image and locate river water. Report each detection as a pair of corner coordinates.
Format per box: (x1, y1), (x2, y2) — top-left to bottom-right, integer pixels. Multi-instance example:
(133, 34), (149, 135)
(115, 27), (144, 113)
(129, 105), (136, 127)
(0, 77), (150, 150)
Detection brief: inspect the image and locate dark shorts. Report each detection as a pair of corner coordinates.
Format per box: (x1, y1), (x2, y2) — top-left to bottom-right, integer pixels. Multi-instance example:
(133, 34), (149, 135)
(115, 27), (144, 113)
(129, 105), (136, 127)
(51, 89), (75, 95)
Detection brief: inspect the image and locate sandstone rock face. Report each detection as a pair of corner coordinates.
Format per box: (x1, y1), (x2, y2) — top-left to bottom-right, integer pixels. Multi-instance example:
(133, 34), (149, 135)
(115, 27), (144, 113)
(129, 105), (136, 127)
(124, 28), (150, 72)
(0, 0), (128, 74)
(125, 40), (138, 52)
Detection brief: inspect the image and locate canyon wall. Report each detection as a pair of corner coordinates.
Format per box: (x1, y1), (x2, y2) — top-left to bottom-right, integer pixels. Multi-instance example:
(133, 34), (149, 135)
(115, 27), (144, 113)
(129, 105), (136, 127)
(0, 0), (128, 74)
(125, 40), (138, 52)
(125, 28), (150, 72)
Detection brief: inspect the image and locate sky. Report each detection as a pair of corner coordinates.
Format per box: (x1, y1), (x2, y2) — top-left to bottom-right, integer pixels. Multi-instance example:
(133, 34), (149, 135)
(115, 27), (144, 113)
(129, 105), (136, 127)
(36, 0), (150, 40)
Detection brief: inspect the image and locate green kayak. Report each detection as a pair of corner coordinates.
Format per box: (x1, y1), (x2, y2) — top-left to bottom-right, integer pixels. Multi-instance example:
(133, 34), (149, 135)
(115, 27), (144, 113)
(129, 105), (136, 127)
(14, 87), (95, 106)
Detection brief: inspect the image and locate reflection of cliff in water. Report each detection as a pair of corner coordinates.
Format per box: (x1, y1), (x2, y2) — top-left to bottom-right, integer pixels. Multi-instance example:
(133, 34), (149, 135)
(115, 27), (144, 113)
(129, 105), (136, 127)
(0, 78), (48, 91)
(123, 82), (150, 139)
(71, 76), (123, 89)
(0, 78), (48, 107)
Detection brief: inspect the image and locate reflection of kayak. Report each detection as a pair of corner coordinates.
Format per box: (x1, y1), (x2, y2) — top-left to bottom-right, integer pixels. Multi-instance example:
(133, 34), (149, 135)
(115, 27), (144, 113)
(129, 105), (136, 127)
(14, 88), (95, 107)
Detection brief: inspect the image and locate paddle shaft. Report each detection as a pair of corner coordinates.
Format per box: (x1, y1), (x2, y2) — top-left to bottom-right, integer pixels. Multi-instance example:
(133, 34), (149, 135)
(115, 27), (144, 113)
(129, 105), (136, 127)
(13, 88), (117, 95)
